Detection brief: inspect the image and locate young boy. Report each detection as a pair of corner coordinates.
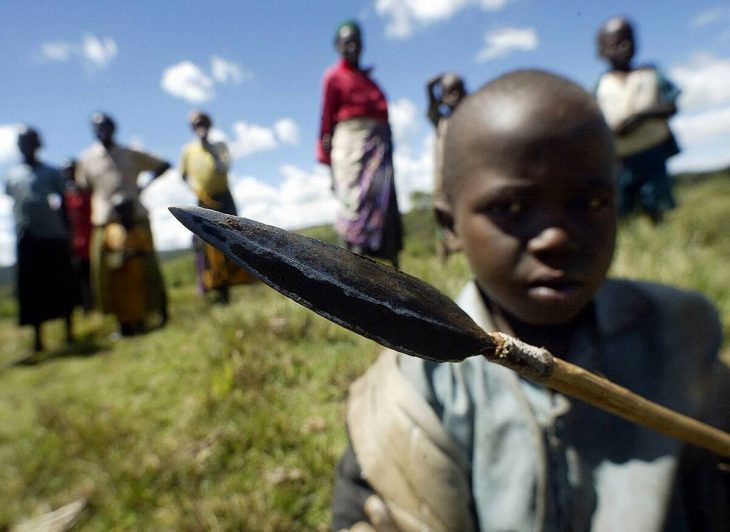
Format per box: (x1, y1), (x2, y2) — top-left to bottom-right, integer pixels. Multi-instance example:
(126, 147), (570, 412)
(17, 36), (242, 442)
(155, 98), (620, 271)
(595, 17), (681, 223)
(331, 70), (728, 531)
(426, 73), (468, 260)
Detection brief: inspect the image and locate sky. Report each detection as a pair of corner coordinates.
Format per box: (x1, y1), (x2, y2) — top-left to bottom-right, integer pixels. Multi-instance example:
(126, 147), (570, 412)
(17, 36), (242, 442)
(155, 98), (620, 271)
(1, 0), (730, 266)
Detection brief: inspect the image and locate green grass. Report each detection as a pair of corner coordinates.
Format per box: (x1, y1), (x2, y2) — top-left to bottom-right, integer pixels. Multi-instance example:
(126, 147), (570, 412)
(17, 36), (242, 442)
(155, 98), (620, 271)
(0, 174), (728, 529)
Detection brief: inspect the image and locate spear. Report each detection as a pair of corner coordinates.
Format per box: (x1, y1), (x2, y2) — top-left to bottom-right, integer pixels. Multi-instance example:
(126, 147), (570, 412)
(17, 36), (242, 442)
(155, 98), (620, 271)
(169, 206), (730, 457)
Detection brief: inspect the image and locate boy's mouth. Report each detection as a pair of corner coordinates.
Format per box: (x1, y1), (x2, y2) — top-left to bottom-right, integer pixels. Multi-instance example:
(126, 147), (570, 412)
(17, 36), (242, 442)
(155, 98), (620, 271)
(526, 276), (582, 300)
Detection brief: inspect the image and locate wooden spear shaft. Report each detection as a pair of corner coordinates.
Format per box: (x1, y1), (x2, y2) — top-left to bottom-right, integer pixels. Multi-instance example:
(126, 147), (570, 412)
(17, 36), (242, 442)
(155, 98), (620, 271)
(489, 332), (730, 457)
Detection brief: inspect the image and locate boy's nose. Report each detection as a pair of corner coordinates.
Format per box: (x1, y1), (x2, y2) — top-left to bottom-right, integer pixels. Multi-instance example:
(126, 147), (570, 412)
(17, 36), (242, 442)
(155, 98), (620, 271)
(527, 226), (576, 256)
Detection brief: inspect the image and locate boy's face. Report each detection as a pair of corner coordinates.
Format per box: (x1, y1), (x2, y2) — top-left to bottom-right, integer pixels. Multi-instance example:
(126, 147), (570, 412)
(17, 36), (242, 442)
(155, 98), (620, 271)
(441, 76), (466, 109)
(443, 107), (617, 326)
(598, 23), (634, 69)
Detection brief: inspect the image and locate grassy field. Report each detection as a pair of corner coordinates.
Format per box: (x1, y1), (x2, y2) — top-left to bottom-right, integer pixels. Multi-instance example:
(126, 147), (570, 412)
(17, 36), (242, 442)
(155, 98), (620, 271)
(1, 174), (728, 530)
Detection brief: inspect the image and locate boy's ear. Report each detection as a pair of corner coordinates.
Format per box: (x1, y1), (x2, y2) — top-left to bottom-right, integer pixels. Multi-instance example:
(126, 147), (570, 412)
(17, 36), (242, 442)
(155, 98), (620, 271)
(434, 204), (461, 253)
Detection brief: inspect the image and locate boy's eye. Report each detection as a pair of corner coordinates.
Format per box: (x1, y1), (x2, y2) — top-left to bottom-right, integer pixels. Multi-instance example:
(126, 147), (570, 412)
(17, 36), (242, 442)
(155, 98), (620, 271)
(570, 194), (612, 213)
(487, 200), (524, 217)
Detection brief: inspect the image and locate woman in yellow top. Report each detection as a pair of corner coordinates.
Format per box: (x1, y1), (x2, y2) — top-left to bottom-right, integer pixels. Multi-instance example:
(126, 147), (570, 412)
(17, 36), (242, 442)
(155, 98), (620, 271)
(180, 110), (250, 303)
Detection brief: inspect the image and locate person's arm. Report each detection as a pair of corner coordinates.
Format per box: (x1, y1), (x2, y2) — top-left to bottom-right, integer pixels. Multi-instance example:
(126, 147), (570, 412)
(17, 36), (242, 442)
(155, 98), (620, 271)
(137, 150), (171, 191)
(426, 74), (444, 128)
(152, 161), (171, 180)
(213, 142), (231, 173)
(179, 146), (189, 183)
(318, 71), (338, 166)
(615, 68), (679, 136)
(74, 160), (90, 191)
(615, 102), (677, 136)
(55, 169), (72, 231)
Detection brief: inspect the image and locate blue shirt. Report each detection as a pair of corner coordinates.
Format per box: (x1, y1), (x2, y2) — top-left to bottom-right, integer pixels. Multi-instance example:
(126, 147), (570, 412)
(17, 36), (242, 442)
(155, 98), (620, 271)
(6, 163), (69, 240)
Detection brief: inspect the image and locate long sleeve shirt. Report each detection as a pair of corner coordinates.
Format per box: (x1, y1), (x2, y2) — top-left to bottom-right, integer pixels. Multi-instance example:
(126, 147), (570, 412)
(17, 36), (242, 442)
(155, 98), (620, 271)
(317, 59), (389, 165)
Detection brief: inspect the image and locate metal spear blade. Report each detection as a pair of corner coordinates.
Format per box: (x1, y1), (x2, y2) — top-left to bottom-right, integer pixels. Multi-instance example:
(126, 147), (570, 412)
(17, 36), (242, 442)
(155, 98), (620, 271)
(169, 206), (494, 362)
(169, 206), (730, 457)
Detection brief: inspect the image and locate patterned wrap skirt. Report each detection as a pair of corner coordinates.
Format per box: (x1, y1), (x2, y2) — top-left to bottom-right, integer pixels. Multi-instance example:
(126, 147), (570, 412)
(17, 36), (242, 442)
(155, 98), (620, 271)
(330, 118), (403, 260)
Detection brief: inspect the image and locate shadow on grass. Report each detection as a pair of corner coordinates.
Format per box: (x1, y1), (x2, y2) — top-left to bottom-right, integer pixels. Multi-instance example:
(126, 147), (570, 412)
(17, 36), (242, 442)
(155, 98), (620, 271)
(8, 338), (106, 367)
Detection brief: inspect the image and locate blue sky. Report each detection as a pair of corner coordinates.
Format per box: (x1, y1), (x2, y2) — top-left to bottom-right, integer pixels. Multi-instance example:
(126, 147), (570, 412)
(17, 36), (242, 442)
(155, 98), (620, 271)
(1, 1), (730, 266)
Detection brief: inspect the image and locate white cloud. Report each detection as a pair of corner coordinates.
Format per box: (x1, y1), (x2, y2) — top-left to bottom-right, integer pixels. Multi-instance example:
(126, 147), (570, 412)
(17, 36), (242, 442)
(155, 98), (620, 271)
(0, 208), (14, 266)
(228, 121), (278, 158)
(143, 170), (199, 251)
(161, 61), (215, 104)
(668, 139), (730, 173)
(228, 118), (301, 159)
(40, 34), (117, 69)
(147, 164), (336, 253)
(665, 52), (730, 171)
(40, 42), (74, 61)
(274, 118), (300, 145)
(670, 52), (730, 112)
(376, 0), (508, 39)
(388, 97), (421, 144)
(668, 104), (730, 172)
(232, 176), (280, 205)
(392, 135), (435, 211)
(672, 105), (730, 145)
(230, 166), (338, 230)
(161, 56), (250, 103)
(1, 126), (22, 265)
(0, 124), (22, 165)
(476, 26), (538, 62)
(211, 56), (249, 84)
(690, 7), (728, 29)
(82, 34), (117, 67)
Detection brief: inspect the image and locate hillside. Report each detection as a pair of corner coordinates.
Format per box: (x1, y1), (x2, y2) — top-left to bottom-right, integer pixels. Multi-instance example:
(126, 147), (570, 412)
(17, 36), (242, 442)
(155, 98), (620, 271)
(0, 174), (728, 529)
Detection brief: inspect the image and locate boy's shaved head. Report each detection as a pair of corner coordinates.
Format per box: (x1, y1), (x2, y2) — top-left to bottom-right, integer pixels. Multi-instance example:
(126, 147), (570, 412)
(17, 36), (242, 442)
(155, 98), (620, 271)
(437, 69), (618, 326)
(442, 69), (615, 204)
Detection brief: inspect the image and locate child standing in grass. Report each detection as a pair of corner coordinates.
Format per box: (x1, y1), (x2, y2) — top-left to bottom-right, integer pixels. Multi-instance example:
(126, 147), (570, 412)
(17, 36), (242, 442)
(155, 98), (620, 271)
(426, 72), (468, 261)
(595, 17), (681, 223)
(332, 70), (729, 531)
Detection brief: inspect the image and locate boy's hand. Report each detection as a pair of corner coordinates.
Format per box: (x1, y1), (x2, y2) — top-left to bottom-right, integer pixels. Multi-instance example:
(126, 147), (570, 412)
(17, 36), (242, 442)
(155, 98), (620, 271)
(338, 495), (399, 532)
(364, 495), (398, 531)
(322, 134), (333, 154)
(615, 114), (641, 136)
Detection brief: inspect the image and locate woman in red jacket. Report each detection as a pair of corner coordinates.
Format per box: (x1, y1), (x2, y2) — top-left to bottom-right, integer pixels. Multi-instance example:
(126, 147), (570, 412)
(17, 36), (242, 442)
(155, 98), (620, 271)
(317, 21), (403, 269)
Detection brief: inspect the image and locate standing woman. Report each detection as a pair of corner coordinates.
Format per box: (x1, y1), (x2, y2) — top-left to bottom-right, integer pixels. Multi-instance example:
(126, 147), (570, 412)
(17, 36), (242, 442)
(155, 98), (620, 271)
(180, 110), (252, 304)
(76, 113), (171, 335)
(317, 21), (403, 268)
(5, 127), (75, 351)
